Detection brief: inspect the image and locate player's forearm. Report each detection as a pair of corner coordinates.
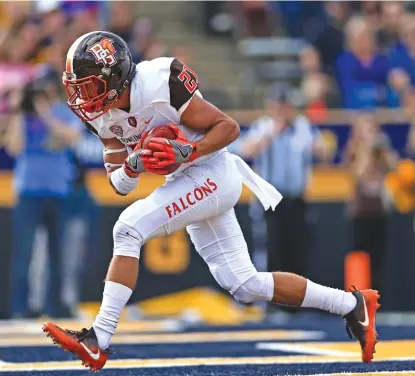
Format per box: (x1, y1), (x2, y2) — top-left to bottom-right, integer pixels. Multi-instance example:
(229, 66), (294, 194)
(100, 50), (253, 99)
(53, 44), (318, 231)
(104, 150), (128, 175)
(102, 142), (135, 196)
(195, 116), (240, 157)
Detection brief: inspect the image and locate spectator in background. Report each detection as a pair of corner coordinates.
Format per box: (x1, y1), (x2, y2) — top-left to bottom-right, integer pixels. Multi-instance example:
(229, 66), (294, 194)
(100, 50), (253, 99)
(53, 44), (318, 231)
(233, 1), (275, 38)
(130, 18), (167, 63)
(60, 0), (111, 28)
(408, 124), (415, 158)
(1, 20), (43, 65)
(378, 2), (407, 49)
(336, 16), (386, 109)
(108, 1), (134, 44)
(403, 88), (415, 157)
(343, 113), (398, 292)
(43, 35), (67, 76)
(4, 72), (82, 318)
(0, 2), (31, 42)
(272, 1), (325, 40)
(389, 15), (415, 89)
(232, 84), (328, 313)
(60, 1), (100, 19)
(303, 1), (349, 77)
(63, 1), (102, 36)
(335, 16), (409, 109)
(299, 44), (332, 119)
(35, 3), (69, 56)
(300, 2), (350, 113)
(359, 0), (382, 32)
(301, 72), (331, 122)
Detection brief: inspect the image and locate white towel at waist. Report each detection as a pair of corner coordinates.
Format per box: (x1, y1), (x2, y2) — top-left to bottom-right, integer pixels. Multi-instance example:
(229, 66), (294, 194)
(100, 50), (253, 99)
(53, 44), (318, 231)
(229, 153), (283, 211)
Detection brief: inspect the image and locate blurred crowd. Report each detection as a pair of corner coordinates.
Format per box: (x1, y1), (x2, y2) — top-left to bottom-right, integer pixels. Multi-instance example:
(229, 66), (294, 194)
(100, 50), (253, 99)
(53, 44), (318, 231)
(301, 2), (415, 112)
(237, 1), (415, 115)
(3, 1), (415, 115)
(0, 1), (177, 120)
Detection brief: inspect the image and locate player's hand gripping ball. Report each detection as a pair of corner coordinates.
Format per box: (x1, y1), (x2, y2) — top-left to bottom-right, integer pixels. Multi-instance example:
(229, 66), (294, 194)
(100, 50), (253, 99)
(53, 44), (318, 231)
(141, 125), (180, 174)
(142, 123), (198, 175)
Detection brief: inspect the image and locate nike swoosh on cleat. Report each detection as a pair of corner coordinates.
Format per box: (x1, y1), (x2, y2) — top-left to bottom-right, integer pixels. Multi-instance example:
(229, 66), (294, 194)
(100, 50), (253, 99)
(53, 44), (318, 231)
(144, 117), (154, 124)
(80, 342), (101, 360)
(359, 297), (370, 327)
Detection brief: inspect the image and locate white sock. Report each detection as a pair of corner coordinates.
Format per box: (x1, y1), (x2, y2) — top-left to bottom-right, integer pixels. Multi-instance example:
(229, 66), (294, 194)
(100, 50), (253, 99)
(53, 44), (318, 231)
(300, 280), (357, 316)
(92, 281), (133, 349)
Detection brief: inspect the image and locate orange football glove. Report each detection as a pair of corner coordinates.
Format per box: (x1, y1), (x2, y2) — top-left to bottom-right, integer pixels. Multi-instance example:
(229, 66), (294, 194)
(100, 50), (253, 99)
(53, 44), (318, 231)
(124, 131), (170, 176)
(148, 123), (198, 168)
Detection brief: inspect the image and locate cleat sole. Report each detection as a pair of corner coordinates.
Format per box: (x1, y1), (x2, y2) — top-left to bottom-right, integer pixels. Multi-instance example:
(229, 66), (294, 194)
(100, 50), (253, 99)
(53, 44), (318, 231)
(42, 323), (107, 372)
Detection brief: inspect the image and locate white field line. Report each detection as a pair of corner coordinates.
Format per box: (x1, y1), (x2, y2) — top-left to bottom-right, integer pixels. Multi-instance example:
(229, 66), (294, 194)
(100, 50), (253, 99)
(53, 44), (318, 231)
(256, 342), (358, 357)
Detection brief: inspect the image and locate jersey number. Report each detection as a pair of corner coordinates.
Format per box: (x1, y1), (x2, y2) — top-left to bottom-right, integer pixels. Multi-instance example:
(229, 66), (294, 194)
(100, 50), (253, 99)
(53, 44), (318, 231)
(178, 65), (198, 94)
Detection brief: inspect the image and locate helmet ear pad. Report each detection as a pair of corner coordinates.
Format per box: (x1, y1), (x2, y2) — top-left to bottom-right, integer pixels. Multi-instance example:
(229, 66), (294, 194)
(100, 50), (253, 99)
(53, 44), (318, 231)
(111, 60), (135, 101)
(101, 68), (131, 106)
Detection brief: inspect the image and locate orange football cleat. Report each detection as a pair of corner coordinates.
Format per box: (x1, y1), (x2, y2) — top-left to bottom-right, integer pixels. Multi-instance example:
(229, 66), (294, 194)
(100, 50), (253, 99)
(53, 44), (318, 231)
(42, 322), (110, 372)
(343, 288), (381, 363)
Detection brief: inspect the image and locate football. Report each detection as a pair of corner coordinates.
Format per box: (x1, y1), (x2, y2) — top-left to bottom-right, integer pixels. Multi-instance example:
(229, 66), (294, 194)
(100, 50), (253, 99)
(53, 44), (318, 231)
(142, 125), (180, 174)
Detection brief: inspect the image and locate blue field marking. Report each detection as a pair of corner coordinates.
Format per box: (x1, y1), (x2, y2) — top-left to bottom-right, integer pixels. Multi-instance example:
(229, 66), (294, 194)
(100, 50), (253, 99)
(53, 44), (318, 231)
(0, 343), (298, 363)
(180, 313), (415, 341)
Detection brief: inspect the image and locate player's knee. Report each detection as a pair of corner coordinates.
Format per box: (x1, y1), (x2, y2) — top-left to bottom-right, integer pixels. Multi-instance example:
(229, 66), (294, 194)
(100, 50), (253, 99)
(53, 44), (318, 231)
(113, 221), (143, 259)
(232, 272), (274, 303)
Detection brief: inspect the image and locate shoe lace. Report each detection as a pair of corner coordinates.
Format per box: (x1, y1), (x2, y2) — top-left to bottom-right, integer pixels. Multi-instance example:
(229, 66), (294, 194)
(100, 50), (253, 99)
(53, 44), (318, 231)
(344, 285), (358, 340)
(66, 327), (115, 354)
(345, 324), (353, 339)
(67, 328), (90, 341)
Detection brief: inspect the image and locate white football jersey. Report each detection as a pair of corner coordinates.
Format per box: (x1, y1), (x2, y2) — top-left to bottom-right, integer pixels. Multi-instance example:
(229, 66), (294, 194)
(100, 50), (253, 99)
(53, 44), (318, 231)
(86, 57), (223, 175)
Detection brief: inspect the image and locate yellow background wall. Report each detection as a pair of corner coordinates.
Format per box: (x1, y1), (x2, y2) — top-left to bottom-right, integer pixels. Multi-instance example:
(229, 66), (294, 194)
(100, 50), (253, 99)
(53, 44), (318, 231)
(0, 167), (353, 207)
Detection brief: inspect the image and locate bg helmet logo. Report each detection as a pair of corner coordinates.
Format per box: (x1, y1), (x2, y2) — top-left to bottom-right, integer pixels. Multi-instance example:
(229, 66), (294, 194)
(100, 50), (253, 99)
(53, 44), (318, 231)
(88, 38), (117, 67)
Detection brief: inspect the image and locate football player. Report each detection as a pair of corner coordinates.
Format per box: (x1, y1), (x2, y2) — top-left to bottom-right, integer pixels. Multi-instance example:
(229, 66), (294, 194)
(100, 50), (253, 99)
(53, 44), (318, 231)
(43, 31), (380, 371)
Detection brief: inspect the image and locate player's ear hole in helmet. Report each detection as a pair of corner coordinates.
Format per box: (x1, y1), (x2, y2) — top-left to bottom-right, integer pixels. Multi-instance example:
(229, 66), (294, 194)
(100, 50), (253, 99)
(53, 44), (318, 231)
(63, 31), (136, 121)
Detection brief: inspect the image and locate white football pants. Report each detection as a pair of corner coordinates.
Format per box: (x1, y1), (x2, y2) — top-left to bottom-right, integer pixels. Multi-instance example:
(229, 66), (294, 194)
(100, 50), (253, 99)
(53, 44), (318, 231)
(112, 151), (280, 302)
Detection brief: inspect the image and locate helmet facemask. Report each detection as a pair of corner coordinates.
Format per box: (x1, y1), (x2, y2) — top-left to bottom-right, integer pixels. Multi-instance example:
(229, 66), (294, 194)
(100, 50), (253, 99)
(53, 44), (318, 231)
(63, 72), (118, 121)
